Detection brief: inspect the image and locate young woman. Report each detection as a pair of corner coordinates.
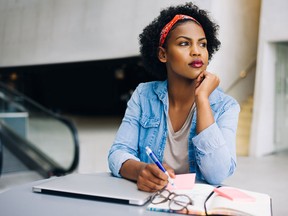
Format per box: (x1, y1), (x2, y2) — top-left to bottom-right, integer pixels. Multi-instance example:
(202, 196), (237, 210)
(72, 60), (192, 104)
(108, 3), (240, 192)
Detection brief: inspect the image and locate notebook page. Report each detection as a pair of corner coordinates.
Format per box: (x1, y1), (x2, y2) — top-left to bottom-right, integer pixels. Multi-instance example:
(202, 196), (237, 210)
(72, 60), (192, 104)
(207, 189), (271, 216)
(147, 183), (215, 215)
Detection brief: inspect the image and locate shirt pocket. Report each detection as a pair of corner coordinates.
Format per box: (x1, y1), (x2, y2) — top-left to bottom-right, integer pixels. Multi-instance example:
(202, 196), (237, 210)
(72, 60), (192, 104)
(139, 115), (161, 161)
(139, 115), (160, 128)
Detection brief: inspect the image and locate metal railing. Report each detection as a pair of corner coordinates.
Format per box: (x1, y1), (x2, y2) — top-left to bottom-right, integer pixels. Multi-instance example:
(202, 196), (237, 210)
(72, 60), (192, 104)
(224, 59), (257, 104)
(0, 81), (79, 178)
(225, 59), (257, 93)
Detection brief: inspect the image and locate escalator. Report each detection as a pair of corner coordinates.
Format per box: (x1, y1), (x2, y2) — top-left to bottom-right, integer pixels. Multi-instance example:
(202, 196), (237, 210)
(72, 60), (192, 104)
(0, 81), (79, 179)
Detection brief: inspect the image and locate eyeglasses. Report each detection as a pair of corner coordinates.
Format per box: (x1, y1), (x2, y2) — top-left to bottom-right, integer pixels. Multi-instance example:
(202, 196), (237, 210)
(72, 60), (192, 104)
(151, 186), (222, 215)
(151, 188), (193, 212)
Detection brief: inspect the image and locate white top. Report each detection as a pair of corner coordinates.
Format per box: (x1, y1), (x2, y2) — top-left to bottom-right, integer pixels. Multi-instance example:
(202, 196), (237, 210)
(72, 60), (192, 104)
(163, 104), (195, 174)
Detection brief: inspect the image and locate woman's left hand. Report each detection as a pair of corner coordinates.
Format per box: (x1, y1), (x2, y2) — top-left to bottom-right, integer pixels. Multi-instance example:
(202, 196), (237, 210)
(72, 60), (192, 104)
(195, 71), (220, 98)
(194, 71), (220, 133)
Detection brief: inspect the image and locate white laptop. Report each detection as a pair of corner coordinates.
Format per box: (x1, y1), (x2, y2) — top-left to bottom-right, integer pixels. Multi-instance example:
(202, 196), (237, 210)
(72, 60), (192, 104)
(32, 173), (152, 206)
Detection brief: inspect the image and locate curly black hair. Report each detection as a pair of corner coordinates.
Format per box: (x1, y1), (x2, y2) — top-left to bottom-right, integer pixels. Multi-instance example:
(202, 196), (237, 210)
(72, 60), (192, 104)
(139, 2), (221, 80)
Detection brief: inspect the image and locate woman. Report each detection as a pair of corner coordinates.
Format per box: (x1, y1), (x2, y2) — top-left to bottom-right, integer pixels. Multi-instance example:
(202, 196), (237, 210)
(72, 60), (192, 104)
(108, 3), (240, 192)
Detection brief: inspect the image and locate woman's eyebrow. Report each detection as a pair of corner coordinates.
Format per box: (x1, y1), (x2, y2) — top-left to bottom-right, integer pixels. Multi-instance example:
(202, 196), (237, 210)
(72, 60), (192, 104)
(176, 36), (191, 40)
(175, 36), (207, 41)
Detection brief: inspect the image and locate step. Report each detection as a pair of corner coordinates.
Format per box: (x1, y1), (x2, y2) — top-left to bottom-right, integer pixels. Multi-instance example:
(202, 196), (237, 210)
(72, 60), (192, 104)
(241, 103), (253, 111)
(237, 128), (251, 136)
(236, 95), (254, 157)
(237, 120), (252, 128)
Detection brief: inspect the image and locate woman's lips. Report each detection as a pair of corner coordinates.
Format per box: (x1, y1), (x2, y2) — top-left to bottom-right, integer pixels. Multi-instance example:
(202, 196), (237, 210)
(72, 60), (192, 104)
(190, 60), (203, 68)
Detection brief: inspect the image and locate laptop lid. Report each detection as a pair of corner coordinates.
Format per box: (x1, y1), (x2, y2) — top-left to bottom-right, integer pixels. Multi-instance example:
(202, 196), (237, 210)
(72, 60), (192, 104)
(32, 173), (152, 206)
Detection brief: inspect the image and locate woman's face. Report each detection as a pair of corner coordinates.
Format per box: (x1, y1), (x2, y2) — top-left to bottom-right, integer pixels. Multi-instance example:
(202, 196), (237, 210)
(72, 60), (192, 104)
(159, 21), (209, 81)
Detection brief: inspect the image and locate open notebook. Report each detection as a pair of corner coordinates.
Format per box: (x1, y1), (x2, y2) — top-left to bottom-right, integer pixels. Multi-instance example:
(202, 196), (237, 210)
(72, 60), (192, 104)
(147, 175), (272, 216)
(33, 173), (152, 206)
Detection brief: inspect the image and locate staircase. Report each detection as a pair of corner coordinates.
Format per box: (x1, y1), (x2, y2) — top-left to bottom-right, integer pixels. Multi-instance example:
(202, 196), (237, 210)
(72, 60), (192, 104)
(236, 96), (254, 156)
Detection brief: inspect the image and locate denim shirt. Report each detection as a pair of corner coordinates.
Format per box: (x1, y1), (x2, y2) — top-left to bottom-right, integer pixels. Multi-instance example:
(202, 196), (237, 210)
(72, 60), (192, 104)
(108, 80), (240, 185)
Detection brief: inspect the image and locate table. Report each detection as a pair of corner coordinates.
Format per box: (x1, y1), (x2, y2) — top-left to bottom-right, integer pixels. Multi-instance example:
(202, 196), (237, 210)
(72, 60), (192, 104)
(0, 172), (272, 216)
(0, 174), (178, 216)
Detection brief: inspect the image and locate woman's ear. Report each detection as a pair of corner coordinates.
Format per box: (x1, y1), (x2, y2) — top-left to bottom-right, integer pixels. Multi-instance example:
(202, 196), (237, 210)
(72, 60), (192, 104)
(158, 47), (167, 63)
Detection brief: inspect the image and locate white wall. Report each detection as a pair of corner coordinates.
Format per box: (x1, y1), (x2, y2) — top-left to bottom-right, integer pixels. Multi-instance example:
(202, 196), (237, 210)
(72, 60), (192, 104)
(250, 0), (288, 157)
(208, 0), (260, 94)
(0, 0), (211, 67)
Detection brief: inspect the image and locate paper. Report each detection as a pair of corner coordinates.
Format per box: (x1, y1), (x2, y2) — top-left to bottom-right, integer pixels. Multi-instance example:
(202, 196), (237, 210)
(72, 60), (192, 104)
(148, 183), (271, 216)
(214, 187), (256, 202)
(166, 173), (196, 190)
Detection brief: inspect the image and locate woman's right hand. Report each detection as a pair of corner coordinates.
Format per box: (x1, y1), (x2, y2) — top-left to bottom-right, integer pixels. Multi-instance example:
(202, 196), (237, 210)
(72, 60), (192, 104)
(137, 163), (175, 192)
(119, 159), (175, 192)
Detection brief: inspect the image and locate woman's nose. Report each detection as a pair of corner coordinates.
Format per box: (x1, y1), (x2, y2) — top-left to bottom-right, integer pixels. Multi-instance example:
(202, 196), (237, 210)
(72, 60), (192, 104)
(190, 44), (201, 56)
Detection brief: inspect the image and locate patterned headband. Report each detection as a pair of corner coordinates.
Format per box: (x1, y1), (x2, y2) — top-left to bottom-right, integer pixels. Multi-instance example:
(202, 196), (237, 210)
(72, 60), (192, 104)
(159, 14), (202, 47)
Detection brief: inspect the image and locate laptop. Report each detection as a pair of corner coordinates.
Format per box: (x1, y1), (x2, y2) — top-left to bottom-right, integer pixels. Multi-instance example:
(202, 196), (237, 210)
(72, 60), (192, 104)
(32, 173), (152, 206)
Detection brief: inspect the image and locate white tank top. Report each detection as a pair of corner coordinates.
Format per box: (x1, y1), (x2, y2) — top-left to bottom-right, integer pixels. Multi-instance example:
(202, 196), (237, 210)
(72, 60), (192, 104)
(163, 104), (195, 174)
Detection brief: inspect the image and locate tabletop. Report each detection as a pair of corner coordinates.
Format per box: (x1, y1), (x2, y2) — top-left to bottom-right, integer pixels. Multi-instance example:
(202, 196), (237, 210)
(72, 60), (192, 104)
(0, 174), (179, 216)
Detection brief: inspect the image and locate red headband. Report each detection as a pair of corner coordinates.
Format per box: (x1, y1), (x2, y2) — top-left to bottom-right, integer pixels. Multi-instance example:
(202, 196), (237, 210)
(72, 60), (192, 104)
(159, 14), (202, 47)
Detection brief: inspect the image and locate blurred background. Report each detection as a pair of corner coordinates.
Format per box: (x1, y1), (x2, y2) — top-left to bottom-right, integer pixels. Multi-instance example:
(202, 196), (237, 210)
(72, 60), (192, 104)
(0, 0), (287, 215)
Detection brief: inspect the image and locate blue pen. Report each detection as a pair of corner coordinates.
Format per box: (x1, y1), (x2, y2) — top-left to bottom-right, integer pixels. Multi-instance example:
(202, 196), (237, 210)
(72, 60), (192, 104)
(145, 146), (174, 186)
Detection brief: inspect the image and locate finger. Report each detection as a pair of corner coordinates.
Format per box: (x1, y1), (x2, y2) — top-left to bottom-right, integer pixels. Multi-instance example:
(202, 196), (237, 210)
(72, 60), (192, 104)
(138, 164), (168, 190)
(137, 183), (157, 192)
(196, 72), (205, 82)
(205, 72), (219, 81)
(137, 169), (166, 192)
(215, 74), (220, 83)
(163, 164), (175, 178)
(203, 72), (220, 85)
(195, 72), (205, 88)
(137, 175), (166, 192)
(146, 164), (169, 181)
(204, 71), (213, 80)
(208, 74), (220, 86)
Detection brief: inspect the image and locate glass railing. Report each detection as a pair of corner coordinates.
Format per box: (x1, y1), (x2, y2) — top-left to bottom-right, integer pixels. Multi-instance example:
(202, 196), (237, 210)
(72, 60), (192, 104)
(0, 81), (79, 178)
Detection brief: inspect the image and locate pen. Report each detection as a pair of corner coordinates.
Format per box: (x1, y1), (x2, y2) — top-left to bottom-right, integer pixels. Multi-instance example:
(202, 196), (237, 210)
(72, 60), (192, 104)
(145, 146), (174, 186)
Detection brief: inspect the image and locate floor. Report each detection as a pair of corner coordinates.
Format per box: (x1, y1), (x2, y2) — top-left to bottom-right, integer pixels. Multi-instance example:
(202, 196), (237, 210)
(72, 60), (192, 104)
(1, 116), (287, 215)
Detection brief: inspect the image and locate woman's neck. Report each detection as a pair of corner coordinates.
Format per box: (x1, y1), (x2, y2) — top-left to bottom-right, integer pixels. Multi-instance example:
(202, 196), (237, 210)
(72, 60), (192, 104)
(168, 78), (196, 109)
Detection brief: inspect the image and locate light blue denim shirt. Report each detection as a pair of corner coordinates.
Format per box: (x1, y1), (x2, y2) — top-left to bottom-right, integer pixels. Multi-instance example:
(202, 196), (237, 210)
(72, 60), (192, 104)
(108, 80), (240, 185)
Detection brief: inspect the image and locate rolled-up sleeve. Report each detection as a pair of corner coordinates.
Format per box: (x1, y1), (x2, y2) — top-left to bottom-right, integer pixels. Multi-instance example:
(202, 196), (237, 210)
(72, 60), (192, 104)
(108, 86), (142, 177)
(192, 102), (240, 185)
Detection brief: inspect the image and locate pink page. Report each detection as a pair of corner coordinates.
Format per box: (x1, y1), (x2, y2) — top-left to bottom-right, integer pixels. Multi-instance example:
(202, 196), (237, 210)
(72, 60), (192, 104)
(214, 187), (256, 202)
(166, 173), (196, 190)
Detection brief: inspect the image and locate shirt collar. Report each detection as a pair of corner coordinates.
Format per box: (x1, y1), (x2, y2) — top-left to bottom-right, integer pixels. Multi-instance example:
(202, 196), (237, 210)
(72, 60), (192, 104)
(153, 80), (168, 102)
(153, 80), (223, 105)
(153, 80), (224, 106)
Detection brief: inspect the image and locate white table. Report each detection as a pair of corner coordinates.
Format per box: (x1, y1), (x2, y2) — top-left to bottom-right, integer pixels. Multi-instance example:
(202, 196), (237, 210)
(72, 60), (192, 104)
(0, 174), (179, 216)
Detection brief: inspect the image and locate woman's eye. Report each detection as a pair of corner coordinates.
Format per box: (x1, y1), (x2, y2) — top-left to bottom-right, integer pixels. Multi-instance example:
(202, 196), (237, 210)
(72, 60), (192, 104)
(200, 42), (207, 48)
(179, 41), (189, 46)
